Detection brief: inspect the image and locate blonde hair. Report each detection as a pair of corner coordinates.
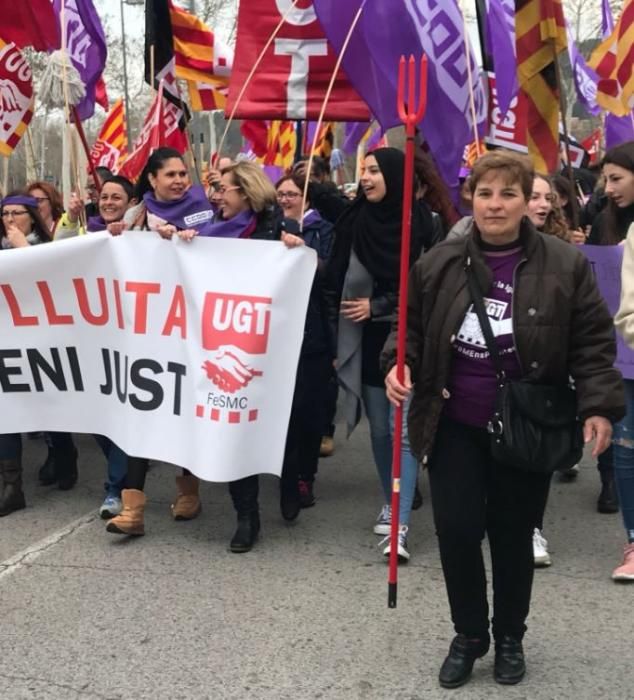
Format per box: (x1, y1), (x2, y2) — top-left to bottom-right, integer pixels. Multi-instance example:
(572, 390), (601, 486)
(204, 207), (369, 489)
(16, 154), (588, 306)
(222, 162), (277, 213)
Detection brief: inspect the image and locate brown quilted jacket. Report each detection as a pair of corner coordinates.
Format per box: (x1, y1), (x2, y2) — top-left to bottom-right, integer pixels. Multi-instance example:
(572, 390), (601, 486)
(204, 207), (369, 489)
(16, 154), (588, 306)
(381, 219), (625, 464)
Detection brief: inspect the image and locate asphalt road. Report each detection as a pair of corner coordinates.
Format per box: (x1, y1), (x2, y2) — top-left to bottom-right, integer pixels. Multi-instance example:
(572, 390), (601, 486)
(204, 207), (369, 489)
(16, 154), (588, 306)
(0, 426), (630, 699)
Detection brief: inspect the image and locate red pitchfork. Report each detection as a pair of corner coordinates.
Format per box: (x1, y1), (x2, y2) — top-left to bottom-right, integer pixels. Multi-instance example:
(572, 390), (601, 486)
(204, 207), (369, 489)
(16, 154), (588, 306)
(388, 55), (428, 609)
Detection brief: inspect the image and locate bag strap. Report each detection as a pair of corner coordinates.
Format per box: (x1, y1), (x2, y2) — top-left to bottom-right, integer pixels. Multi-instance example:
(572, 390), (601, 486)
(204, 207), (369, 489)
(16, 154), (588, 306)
(464, 258), (506, 381)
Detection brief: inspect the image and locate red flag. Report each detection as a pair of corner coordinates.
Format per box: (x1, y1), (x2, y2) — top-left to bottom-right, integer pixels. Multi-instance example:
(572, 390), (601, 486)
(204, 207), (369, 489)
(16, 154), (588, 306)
(0, 39), (35, 156)
(118, 82), (188, 181)
(95, 77), (109, 112)
(0, 0), (61, 52)
(240, 121), (270, 158)
(227, 0), (370, 121)
(90, 99), (128, 171)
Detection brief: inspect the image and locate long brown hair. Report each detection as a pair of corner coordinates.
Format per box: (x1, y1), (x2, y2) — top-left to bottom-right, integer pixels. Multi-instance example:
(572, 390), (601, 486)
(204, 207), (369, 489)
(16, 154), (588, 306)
(27, 180), (64, 222)
(600, 141), (634, 244)
(414, 148), (460, 231)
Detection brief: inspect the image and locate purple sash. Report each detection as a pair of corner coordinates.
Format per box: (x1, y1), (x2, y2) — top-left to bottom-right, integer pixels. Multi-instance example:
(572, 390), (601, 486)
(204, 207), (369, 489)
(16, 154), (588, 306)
(143, 185), (214, 232)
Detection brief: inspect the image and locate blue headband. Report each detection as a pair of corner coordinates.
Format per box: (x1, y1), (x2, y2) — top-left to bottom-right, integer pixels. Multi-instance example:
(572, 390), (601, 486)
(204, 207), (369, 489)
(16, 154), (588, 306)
(1, 195), (38, 209)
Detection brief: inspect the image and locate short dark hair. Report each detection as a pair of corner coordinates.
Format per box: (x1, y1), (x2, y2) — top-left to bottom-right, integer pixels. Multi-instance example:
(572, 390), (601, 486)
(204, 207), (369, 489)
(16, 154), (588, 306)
(101, 175), (134, 201)
(470, 151), (534, 201)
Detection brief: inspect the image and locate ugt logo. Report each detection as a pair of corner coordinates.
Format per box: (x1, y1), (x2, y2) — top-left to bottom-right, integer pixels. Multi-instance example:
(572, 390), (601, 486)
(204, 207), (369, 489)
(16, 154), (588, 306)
(200, 293), (272, 394)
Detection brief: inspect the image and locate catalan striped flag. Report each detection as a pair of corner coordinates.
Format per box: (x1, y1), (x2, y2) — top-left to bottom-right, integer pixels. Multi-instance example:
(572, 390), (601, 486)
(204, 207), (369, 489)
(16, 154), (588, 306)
(167, 0), (232, 113)
(262, 121), (296, 171)
(515, 0), (567, 173)
(90, 98), (128, 171)
(589, 0), (634, 116)
(305, 122), (334, 159)
(463, 139), (487, 168)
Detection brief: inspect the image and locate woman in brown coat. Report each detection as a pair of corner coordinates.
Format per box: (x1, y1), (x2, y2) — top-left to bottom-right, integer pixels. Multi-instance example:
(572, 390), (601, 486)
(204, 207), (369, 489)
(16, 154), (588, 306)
(383, 152), (624, 689)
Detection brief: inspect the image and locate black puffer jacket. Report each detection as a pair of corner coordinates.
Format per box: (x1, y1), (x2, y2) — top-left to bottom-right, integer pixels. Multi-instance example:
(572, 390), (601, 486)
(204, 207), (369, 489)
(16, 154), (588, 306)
(381, 219), (625, 464)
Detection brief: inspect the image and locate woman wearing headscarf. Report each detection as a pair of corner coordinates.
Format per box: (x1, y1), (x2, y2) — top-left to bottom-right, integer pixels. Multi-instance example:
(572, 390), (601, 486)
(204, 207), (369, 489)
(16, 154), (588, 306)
(0, 193), (78, 516)
(324, 147), (428, 561)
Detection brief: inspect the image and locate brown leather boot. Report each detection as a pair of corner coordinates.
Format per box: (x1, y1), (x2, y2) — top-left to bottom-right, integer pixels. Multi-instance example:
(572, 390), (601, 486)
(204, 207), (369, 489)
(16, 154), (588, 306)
(106, 489), (145, 536)
(171, 475), (202, 520)
(0, 458), (26, 517)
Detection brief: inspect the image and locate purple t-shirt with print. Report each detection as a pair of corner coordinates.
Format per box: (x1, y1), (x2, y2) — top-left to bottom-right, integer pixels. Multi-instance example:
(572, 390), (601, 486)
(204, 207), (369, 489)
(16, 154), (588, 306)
(444, 248), (523, 428)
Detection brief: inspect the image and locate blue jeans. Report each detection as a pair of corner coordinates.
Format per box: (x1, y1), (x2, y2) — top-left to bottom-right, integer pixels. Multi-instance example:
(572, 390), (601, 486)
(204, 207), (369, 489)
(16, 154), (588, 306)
(361, 384), (419, 526)
(94, 435), (128, 497)
(612, 378), (634, 543)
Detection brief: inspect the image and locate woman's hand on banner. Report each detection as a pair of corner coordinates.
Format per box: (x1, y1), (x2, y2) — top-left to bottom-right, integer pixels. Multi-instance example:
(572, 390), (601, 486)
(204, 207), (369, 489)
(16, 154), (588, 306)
(281, 232), (304, 248)
(177, 229), (197, 242)
(385, 364), (412, 407)
(107, 221), (126, 236)
(157, 224), (177, 240)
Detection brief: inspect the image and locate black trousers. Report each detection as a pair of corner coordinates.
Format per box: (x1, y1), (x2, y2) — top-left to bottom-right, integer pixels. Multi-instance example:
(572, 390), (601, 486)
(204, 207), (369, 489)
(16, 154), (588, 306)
(428, 417), (552, 641)
(282, 352), (331, 483)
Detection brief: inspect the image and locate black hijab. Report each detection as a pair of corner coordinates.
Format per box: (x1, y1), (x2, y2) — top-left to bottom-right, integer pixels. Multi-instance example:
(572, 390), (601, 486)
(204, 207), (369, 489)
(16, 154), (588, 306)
(350, 147), (425, 281)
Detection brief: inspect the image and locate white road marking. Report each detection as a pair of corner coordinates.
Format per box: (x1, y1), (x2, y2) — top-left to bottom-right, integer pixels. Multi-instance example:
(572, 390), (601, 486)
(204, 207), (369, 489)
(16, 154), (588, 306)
(0, 511), (97, 582)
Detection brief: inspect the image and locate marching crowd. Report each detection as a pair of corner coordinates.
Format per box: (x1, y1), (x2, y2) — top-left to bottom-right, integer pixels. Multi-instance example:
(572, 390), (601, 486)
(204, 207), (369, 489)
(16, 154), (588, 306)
(1, 138), (634, 689)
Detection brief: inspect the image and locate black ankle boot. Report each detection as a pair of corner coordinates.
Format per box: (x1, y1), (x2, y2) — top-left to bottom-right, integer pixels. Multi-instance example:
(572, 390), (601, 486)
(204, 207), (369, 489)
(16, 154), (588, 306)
(38, 446), (57, 485)
(56, 447), (79, 491)
(280, 479), (301, 521)
(494, 636), (526, 685)
(597, 475), (619, 514)
(0, 458), (26, 517)
(229, 512), (260, 553)
(439, 634), (490, 689)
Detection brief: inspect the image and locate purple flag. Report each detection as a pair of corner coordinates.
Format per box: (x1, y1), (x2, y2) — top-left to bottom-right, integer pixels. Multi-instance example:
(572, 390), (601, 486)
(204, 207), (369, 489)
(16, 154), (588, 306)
(343, 121), (371, 154)
(52, 0), (107, 121)
(313, 0), (487, 196)
(601, 0), (615, 39)
(606, 113), (634, 149)
(566, 21), (601, 117)
(484, 0), (518, 118)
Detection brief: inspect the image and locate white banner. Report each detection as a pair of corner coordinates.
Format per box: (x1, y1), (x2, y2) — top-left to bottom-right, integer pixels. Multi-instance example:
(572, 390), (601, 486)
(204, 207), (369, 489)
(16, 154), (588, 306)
(0, 232), (316, 481)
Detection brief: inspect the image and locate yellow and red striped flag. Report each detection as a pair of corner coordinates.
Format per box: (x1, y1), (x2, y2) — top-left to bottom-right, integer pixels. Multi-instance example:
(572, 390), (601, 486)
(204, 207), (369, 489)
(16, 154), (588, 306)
(306, 123), (334, 159)
(463, 140), (487, 168)
(168, 0), (233, 112)
(515, 0), (567, 173)
(259, 121), (296, 171)
(90, 98), (128, 172)
(588, 0), (634, 116)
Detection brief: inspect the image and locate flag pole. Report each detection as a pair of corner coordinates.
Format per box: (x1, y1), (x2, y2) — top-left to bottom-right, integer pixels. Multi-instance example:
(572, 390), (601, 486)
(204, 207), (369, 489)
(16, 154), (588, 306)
(550, 40), (580, 228)
(461, 9), (481, 152)
(299, 2), (366, 231)
(216, 0), (302, 162)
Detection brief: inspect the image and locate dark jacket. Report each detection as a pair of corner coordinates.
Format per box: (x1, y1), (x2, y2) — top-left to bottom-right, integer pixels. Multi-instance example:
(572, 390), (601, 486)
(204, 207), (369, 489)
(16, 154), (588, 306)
(381, 219), (625, 464)
(282, 215), (334, 356)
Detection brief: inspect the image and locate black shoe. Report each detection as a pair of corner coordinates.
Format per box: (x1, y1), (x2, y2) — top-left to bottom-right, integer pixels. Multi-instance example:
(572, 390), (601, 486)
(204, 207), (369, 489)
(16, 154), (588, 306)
(56, 448), (79, 491)
(229, 513), (260, 553)
(438, 634), (490, 689)
(597, 476), (619, 514)
(280, 482), (301, 521)
(558, 464), (579, 482)
(38, 448), (57, 486)
(412, 484), (423, 510)
(298, 479), (316, 508)
(494, 636), (526, 685)
(0, 483), (26, 517)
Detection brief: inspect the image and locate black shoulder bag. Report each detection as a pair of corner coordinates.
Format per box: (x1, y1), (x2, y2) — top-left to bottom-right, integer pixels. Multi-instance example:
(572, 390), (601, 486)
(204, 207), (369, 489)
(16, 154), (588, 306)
(465, 260), (583, 474)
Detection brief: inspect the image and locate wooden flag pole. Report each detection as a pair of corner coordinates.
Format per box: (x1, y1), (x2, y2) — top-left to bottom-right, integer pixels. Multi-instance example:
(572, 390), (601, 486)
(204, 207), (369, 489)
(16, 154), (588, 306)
(461, 10), (481, 152)
(216, 0), (302, 162)
(551, 40), (580, 228)
(299, 2), (366, 231)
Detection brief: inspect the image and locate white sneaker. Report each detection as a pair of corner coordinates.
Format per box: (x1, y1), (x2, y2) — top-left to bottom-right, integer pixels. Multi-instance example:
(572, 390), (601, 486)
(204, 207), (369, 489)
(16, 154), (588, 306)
(533, 528), (552, 567)
(373, 504), (391, 535)
(99, 495), (122, 520)
(381, 525), (410, 562)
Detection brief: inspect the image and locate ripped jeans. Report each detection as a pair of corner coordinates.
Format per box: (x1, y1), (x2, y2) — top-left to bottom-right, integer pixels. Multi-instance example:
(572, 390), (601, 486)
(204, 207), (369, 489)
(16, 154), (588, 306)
(612, 378), (634, 543)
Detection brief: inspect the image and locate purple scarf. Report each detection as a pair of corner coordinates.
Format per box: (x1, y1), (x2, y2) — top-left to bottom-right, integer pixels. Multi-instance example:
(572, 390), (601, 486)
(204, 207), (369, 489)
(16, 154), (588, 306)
(144, 185), (214, 232)
(197, 209), (257, 239)
(87, 215), (107, 232)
